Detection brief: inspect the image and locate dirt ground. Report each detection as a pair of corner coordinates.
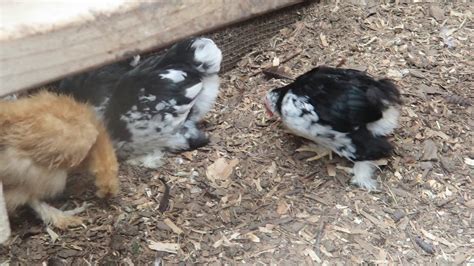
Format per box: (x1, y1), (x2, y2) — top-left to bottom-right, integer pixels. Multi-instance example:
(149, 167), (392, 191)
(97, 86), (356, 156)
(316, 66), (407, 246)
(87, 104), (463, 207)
(1, 1), (473, 265)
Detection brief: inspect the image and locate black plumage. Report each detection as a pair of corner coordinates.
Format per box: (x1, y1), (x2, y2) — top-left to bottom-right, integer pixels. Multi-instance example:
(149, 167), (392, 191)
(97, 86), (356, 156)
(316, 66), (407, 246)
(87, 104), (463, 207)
(54, 59), (136, 113)
(55, 37), (222, 168)
(265, 66), (402, 190)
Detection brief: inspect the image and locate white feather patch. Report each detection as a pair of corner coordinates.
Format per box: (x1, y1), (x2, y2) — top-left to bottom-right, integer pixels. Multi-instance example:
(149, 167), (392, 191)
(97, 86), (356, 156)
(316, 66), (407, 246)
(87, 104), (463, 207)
(367, 106), (400, 136)
(351, 161), (378, 191)
(185, 83), (203, 99)
(192, 38), (222, 74)
(139, 94), (157, 102)
(187, 75), (219, 121)
(281, 92), (356, 160)
(160, 69), (187, 83)
(126, 150), (164, 169)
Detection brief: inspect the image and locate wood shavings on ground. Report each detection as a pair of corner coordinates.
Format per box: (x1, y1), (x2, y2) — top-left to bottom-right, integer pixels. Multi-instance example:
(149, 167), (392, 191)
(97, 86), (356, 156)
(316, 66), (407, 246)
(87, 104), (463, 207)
(148, 241), (180, 254)
(1, 1), (473, 265)
(205, 157), (239, 188)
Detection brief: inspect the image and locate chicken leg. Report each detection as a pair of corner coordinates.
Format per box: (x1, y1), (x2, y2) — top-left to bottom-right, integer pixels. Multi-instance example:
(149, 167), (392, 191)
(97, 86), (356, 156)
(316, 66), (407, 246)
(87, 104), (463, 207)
(29, 201), (89, 230)
(296, 143), (333, 161)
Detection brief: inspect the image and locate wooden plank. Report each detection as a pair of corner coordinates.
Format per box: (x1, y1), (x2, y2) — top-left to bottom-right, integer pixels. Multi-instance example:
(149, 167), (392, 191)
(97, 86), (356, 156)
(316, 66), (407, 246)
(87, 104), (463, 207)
(0, 0), (304, 97)
(0, 182), (10, 244)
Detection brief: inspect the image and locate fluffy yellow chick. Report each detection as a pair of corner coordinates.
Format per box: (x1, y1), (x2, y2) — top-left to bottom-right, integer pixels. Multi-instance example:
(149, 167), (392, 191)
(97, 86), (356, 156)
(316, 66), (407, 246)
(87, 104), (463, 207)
(0, 91), (119, 230)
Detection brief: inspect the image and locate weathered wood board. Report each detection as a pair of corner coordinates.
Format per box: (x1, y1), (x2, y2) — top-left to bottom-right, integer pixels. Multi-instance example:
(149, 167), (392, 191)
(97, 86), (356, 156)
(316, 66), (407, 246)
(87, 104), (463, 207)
(0, 0), (305, 97)
(0, 182), (10, 245)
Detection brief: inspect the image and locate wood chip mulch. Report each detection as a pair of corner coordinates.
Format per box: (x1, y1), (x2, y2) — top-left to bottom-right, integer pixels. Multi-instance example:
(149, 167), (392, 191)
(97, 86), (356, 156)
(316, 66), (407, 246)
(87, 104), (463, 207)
(1, 1), (473, 265)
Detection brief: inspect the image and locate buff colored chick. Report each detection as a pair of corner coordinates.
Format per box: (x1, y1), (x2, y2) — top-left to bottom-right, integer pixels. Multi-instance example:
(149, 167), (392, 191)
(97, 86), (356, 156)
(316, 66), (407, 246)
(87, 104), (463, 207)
(0, 91), (119, 230)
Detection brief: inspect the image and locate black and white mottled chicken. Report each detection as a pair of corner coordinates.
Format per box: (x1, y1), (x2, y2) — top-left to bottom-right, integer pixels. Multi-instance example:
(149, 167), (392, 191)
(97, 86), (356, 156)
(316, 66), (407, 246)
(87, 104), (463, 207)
(265, 66), (401, 190)
(57, 37), (222, 168)
(57, 56), (138, 118)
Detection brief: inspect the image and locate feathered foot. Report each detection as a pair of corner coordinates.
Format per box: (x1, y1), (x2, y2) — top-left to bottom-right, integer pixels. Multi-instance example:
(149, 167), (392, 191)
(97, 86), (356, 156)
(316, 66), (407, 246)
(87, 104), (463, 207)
(126, 150), (164, 169)
(350, 161), (378, 191)
(296, 143), (333, 161)
(29, 200), (89, 229)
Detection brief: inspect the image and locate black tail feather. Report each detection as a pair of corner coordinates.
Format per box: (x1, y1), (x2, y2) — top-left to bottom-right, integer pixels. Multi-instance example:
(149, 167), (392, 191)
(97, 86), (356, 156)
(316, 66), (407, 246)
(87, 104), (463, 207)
(350, 127), (394, 161)
(366, 78), (402, 108)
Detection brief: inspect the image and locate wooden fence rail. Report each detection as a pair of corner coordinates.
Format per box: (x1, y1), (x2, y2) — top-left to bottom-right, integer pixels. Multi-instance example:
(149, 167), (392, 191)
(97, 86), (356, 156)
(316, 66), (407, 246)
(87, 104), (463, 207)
(0, 0), (305, 97)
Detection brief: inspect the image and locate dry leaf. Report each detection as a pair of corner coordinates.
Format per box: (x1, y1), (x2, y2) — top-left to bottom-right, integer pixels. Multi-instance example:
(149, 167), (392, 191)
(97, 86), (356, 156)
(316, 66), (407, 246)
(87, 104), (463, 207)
(320, 33), (329, 47)
(148, 241), (179, 254)
(425, 129), (450, 140)
(420, 228), (455, 247)
(272, 57), (280, 67)
(276, 200), (289, 215)
(361, 36), (378, 46)
(327, 164), (336, 177)
(181, 151), (194, 161)
(254, 178), (263, 191)
(419, 84), (446, 95)
(262, 66), (294, 80)
(206, 158), (239, 188)
(378, 248), (388, 263)
(123, 258), (135, 266)
(464, 158), (474, 167)
(267, 162), (278, 179)
(394, 171), (403, 180)
(207, 158), (239, 180)
(387, 69), (403, 79)
(429, 5), (445, 21)
(421, 140), (438, 161)
(163, 218), (184, 235)
(189, 239), (201, 251)
(303, 248), (322, 263)
(406, 52), (428, 68)
(406, 107), (418, 118)
(46, 227), (59, 243)
(409, 69), (424, 79)
(449, 10), (468, 18)
(258, 225), (275, 234)
(244, 232), (261, 243)
(332, 225), (352, 234)
(320, 245), (334, 258)
(213, 234), (239, 248)
(392, 24), (404, 34)
(464, 199), (474, 209)
(375, 159), (388, 166)
(359, 209), (391, 231)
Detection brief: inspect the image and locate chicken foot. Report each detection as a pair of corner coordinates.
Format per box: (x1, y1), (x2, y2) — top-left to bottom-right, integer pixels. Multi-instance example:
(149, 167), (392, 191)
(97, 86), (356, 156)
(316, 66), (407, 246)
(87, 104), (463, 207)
(29, 201), (89, 230)
(296, 143), (333, 161)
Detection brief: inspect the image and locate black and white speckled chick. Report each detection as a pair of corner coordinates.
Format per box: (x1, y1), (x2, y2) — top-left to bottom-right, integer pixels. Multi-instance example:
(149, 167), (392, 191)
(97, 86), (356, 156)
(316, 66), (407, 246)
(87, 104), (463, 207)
(265, 66), (402, 190)
(56, 58), (137, 119)
(57, 37), (222, 168)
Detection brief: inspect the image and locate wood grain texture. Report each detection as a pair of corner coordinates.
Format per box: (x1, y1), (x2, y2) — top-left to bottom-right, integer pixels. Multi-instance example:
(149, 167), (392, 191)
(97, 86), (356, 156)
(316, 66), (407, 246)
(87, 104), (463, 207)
(0, 0), (304, 96)
(0, 182), (10, 244)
